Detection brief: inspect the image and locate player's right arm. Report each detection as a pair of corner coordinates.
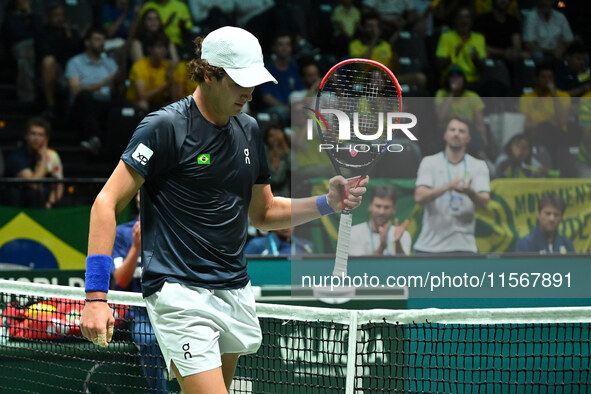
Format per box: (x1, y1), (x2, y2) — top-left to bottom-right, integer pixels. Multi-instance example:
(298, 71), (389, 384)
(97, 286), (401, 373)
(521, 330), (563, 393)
(80, 161), (144, 346)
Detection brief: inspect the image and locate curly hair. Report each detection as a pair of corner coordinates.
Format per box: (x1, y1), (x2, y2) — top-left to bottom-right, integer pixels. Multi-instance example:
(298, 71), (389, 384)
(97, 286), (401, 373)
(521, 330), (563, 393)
(187, 37), (225, 83)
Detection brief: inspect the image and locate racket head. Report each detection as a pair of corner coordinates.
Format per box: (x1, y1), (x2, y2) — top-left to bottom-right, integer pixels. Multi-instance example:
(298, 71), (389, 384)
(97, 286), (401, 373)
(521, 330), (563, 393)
(314, 58), (403, 176)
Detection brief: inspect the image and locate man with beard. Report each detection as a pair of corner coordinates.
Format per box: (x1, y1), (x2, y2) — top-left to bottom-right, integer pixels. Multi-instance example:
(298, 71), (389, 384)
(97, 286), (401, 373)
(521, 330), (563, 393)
(65, 27), (119, 154)
(515, 193), (574, 254)
(349, 186), (411, 256)
(413, 116), (490, 254)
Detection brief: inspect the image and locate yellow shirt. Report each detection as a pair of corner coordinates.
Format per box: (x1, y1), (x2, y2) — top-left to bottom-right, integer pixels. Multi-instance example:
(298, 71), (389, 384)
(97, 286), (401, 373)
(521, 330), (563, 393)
(139, 1), (193, 46)
(519, 90), (571, 127)
(349, 39), (392, 69)
(173, 61), (198, 98)
(331, 5), (361, 38)
(436, 30), (487, 83)
(434, 89), (485, 126)
(127, 57), (170, 106)
(473, 0), (519, 16)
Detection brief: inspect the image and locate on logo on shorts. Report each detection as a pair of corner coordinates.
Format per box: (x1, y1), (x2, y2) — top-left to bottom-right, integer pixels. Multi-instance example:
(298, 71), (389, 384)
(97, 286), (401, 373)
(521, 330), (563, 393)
(132, 143), (154, 165)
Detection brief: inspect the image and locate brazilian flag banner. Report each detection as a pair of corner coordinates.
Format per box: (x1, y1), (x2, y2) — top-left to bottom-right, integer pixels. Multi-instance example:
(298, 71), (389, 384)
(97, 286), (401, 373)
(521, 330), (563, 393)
(0, 205), (134, 270)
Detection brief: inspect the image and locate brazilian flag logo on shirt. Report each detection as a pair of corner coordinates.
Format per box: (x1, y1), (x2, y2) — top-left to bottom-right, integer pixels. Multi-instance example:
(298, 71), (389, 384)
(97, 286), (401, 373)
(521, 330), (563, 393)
(198, 154), (210, 165)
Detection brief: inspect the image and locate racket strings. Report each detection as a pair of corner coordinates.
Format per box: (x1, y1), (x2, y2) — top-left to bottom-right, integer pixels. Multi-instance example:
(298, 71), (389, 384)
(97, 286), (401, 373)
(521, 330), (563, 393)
(318, 63), (401, 168)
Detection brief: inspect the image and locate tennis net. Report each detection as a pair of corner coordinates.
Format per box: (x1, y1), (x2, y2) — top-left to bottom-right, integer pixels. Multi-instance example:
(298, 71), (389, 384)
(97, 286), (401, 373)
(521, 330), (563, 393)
(1, 279), (590, 393)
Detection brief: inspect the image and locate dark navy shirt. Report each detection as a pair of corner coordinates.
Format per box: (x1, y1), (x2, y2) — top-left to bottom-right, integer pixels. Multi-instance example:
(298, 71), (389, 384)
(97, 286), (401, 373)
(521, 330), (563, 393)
(121, 96), (270, 297)
(5, 145), (36, 177)
(515, 225), (575, 254)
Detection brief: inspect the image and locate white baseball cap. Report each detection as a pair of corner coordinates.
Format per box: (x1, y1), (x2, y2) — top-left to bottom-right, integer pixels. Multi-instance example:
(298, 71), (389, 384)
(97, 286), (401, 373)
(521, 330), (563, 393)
(201, 26), (278, 88)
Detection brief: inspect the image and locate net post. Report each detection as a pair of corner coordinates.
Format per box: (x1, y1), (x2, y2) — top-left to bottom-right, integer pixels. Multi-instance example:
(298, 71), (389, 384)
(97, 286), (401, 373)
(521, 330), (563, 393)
(345, 310), (358, 394)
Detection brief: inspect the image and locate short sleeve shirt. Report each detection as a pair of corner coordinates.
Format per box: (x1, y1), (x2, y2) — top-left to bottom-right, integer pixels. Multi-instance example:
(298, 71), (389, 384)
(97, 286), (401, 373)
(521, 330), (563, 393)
(436, 31), (487, 83)
(519, 90), (571, 129)
(65, 53), (118, 101)
(414, 152), (490, 253)
(121, 96), (270, 297)
(434, 89), (485, 127)
(523, 8), (573, 51)
(349, 39), (393, 69)
(126, 56), (170, 105)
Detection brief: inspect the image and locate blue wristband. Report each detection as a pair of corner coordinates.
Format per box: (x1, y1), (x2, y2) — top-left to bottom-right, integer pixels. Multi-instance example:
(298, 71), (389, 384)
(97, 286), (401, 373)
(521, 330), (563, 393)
(316, 194), (335, 216)
(85, 255), (112, 293)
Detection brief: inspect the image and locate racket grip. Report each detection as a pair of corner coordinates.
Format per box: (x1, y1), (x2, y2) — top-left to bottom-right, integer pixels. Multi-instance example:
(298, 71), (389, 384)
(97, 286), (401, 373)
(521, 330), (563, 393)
(333, 211), (353, 277)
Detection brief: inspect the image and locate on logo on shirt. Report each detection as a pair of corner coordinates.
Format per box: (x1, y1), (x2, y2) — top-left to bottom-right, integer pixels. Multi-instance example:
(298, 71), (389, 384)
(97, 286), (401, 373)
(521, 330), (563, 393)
(132, 143), (153, 165)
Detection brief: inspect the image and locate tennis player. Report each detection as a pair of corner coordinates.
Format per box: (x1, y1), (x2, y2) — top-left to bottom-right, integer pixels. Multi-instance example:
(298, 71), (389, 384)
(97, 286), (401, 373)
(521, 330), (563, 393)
(80, 26), (368, 394)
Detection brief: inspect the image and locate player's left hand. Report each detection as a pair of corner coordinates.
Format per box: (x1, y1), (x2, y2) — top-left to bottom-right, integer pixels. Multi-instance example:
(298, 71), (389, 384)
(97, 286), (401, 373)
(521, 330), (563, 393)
(327, 175), (369, 212)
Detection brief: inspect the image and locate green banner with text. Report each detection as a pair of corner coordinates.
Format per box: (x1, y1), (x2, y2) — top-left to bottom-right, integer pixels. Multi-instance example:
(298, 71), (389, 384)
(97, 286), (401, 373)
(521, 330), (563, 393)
(310, 178), (591, 254)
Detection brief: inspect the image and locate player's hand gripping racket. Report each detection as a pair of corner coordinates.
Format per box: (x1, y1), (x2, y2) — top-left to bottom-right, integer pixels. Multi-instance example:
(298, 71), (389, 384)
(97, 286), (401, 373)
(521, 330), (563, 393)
(313, 59), (403, 276)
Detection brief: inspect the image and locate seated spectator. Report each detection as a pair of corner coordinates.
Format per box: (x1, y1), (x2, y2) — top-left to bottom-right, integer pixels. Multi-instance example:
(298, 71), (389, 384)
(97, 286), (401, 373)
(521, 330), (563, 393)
(5, 117), (63, 209)
(129, 8), (179, 66)
(126, 32), (172, 112)
(434, 66), (488, 157)
(436, 6), (487, 90)
(494, 133), (556, 178)
(37, 3), (84, 119)
(361, 0), (419, 38)
(349, 11), (394, 70)
(519, 63), (571, 165)
(288, 60), (321, 105)
(473, 0), (529, 80)
(515, 193), (574, 253)
(238, 1), (301, 52)
(523, 0), (573, 66)
(555, 40), (591, 97)
(111, 192), (167, 391)
(1, 0), (42, 102)
(331, 0), (361, 57)
(100, 0), (139, 41)
(258, 32), (304, 124)
(474, 0), (520, 19)
(234, 0), (274, 28)
(349, 186), (411, 256)
(244, 227), (314, 256)
(65, 27), (119, 154)
(263, 124), (291, 197)
(186, 0), (233, 36)
(138, 0), (192, 47)
(349, 10), (428, 93)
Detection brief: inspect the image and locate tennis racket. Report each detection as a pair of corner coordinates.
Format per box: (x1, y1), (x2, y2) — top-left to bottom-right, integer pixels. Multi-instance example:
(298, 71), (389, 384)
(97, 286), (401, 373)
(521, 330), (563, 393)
(313, 58), (403, 276)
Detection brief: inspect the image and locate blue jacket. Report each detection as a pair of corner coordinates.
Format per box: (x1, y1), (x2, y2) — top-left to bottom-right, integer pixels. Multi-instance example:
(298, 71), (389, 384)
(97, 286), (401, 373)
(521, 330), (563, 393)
(515, 225), (575, 254)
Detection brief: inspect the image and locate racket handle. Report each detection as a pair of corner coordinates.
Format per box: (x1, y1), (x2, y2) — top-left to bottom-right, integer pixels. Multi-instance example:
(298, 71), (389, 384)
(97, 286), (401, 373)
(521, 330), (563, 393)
(333, 210), (353, 277)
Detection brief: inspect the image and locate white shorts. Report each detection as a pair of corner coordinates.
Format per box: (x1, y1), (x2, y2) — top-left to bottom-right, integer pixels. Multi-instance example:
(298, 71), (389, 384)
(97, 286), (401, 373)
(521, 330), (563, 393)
(144, 281), (262, 379)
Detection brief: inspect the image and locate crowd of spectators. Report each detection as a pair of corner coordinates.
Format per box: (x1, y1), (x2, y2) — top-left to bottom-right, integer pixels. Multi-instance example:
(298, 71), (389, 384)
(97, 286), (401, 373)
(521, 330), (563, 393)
(0, 0), (588, 254)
